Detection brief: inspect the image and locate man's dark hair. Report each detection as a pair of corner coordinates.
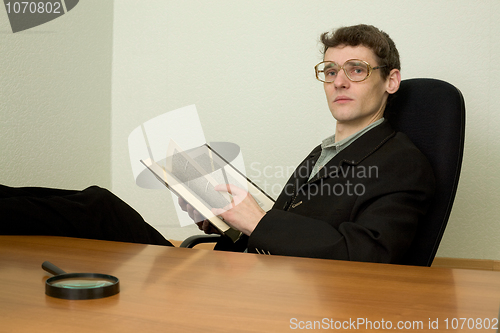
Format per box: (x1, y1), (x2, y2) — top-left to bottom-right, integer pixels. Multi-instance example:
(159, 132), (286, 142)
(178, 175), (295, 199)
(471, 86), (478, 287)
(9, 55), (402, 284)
(320, 24), (400, 79)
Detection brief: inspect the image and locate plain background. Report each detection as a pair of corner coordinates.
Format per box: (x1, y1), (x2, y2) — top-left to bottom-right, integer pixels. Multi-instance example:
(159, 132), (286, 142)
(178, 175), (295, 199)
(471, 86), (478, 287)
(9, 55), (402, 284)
(1, 1), (499, 260)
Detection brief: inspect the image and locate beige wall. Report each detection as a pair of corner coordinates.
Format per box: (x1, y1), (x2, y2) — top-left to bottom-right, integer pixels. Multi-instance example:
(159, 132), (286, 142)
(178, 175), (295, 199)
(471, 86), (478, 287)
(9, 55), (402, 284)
(0, 1), (113, 189)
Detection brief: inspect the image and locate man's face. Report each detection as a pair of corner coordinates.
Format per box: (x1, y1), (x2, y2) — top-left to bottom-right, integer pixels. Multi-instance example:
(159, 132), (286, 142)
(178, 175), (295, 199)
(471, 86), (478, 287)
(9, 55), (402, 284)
(323, 45), (393, 128)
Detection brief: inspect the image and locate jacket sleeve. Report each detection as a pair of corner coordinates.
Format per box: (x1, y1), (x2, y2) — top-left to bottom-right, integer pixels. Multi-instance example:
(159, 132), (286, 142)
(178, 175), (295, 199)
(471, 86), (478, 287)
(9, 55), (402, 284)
(247, 145), (435, 263)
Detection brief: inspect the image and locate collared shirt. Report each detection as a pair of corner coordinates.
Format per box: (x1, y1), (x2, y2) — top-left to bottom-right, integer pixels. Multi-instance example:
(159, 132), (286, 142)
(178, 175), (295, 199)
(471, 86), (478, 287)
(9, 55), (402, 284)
(308, 118), (385, 181)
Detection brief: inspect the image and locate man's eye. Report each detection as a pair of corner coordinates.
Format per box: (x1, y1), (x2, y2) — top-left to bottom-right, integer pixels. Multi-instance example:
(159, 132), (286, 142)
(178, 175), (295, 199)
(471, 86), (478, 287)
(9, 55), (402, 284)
(350, 66), (367, 75)
(325, 69), (337, 76)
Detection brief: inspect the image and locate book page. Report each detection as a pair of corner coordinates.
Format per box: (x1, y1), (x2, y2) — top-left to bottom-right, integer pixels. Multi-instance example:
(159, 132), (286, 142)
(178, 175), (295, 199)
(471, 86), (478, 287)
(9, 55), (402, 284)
(141, 139), (275, 242)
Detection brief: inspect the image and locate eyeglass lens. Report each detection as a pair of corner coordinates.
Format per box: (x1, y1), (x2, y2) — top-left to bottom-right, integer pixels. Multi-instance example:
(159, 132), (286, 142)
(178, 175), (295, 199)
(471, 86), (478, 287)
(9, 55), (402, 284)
(317, 60), (369, 82)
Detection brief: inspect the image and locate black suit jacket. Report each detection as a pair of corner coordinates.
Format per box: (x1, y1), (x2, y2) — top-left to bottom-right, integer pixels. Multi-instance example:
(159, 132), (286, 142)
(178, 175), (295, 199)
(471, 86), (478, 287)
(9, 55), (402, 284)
(246, 120), (435, 263)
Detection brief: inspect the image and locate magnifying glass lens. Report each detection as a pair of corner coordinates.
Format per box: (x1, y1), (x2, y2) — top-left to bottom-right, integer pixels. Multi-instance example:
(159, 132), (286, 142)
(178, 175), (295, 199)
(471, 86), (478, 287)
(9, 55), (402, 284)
(42, 262), (120, 299)
(49, 277), (115, 289)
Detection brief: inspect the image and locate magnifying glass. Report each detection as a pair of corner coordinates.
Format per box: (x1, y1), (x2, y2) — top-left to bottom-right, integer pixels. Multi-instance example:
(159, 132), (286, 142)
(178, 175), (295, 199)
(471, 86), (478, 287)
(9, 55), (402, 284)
(42, 261), (120, 300)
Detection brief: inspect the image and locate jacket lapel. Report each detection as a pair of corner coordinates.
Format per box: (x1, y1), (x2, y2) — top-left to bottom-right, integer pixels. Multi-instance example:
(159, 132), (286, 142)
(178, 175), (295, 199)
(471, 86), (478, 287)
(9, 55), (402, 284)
(306, 119), (396, 184)
(293, 145), (321, 190)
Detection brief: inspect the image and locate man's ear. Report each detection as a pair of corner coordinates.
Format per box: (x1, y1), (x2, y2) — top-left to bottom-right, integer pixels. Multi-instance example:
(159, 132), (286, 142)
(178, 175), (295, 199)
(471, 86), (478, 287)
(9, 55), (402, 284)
(386, 69), (401, 94)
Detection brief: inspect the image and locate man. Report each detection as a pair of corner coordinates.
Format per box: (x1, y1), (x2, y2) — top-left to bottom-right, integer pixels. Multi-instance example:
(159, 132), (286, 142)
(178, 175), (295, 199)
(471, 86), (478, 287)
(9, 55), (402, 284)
(3, 24), (433, 264)
(183, 24), (435, 263)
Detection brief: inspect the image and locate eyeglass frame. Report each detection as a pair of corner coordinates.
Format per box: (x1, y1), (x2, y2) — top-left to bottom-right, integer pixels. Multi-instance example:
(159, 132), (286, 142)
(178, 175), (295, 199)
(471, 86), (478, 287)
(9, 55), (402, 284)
(314, 59), (386, 83)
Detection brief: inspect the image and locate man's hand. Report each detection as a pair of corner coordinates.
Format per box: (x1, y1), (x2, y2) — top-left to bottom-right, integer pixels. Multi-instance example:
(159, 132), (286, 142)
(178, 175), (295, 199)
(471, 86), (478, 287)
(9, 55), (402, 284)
(211, 184), (266, 236)
(177, 197), (220, 234)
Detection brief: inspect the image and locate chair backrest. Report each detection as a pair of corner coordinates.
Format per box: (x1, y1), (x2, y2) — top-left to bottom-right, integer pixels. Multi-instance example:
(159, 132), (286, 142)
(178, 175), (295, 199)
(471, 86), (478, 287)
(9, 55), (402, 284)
(385, 78), (466, 266)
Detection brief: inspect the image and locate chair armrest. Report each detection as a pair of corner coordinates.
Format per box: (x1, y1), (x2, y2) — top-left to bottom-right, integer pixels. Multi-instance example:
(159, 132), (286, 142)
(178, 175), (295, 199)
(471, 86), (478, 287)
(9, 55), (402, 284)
(179, 235), (221, 248)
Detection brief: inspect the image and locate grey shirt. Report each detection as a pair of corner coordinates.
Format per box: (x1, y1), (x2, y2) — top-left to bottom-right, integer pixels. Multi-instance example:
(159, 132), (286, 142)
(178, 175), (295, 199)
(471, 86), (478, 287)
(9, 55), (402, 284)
(308, 118), (385, 181)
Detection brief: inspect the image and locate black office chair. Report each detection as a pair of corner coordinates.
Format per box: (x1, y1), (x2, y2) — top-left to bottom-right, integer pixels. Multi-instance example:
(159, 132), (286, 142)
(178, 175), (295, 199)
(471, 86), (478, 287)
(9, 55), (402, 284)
(386, 78), (465, 266)
(181, 78), (466, 267)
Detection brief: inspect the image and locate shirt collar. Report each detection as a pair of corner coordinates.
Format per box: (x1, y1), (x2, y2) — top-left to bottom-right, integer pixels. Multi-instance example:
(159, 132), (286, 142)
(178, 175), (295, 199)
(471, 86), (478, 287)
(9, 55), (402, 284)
(321, 118), (385, 151)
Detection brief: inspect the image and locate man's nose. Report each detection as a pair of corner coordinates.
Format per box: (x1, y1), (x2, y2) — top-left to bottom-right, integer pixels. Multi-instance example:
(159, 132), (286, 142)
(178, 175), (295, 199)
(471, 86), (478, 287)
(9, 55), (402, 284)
(333, 68), (350, 88)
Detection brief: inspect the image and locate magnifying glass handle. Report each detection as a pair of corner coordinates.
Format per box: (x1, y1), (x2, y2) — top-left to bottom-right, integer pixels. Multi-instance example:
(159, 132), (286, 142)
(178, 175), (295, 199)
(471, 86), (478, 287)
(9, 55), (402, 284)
(42, 261), (67, 276)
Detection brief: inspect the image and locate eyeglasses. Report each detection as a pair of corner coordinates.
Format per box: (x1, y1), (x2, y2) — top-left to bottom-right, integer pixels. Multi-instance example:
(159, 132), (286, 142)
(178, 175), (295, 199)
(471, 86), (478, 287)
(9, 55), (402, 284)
(314, 59), (386, 83)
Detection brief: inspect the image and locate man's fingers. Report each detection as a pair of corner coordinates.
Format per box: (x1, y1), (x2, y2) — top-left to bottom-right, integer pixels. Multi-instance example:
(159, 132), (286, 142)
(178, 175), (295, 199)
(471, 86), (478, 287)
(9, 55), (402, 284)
(196, 220), (210, 233)
(186, 204), (195, 220)
(211, 207), (225, 217)
(178, 197), (188, 211)
(193, 209), (205, 223)
(202, 220), (210, 233)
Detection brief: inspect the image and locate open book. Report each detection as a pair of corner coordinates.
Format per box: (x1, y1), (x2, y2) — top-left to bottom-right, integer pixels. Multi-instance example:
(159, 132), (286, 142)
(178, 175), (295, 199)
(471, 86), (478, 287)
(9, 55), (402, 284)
(140, 141), (275, 243)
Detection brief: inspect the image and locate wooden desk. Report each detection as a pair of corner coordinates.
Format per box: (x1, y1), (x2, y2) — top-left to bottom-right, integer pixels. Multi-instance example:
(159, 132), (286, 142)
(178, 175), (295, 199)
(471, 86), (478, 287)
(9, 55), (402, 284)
(1, 236), (499, 332)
